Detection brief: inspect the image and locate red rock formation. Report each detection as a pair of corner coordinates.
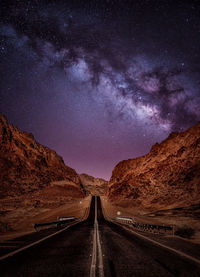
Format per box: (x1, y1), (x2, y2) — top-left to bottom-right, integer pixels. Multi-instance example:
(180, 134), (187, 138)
(0, 113), (84, 198)
(107, 122), (200, 210)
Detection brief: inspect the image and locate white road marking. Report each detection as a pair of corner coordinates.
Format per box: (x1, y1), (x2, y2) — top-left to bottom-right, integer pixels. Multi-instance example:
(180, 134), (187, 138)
(114, 221), (200, 266)
(97, 221), (104, 277)
(0, 220), (80, 261)
(90, 229), (97, 275)
(100, 197), (200, 266)
(90, 196), (104, 277)
(0, 197), (93, 262)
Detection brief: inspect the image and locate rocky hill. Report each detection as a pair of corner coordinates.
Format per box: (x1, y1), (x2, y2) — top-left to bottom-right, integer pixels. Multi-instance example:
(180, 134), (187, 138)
(107, 122), (200, 211)
(79, 173), (107, 195)
(0, 112), (84, 199)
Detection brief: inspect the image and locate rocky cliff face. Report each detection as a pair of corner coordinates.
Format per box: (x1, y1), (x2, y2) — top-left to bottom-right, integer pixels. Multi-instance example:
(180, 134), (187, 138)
(79, 173), (107, 195)
(107, 122), (200, 211)
(0, 113), (84, 198)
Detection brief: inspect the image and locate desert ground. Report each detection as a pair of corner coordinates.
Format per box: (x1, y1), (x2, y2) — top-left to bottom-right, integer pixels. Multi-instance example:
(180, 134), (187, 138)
(101, 196), (200, 244)
(0, 192), (91, 243)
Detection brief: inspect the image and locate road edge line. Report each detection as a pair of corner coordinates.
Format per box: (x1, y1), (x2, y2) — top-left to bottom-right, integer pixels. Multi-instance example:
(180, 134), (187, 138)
(0, 220), (82, 261)
(114, 222), (200, 266)
(0, 197), (93, 262)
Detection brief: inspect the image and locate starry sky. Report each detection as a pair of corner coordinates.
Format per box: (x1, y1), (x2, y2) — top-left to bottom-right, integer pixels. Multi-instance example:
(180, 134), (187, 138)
(0, 0), (200, 180)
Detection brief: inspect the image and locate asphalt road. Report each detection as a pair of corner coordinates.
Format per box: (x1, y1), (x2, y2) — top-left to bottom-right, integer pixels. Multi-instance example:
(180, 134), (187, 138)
(97, 197), (200, 277)
(0, 196), (200, 277)
(0, 197), (95, 277)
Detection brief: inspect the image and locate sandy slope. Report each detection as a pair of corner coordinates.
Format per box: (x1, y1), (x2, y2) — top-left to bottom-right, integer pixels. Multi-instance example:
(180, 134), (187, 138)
(0, 196), (91, 242)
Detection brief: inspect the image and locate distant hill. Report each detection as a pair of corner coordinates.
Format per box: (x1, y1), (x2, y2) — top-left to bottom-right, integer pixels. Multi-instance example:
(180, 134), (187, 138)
(79, 173), (107, 195)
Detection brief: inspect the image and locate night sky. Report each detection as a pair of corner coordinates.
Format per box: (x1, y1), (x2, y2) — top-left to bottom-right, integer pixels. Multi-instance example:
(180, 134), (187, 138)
(0, 0), (200, 180)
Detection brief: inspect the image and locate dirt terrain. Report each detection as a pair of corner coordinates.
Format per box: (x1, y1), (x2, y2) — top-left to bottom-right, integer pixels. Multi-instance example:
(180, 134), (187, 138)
(0, 195), (91, 242)
(101, 196), (200, 243)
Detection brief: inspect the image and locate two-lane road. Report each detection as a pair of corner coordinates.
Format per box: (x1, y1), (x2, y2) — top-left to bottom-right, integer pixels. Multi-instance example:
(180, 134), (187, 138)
(0, 196), (200, 276)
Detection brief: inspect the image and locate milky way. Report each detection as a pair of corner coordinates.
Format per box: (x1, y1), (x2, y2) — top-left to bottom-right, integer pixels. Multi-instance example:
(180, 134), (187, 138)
(0, 0), (200, 179)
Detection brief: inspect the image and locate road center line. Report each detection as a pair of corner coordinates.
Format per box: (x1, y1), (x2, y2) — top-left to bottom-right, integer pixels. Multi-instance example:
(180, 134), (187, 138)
(90, 196), (104, 277)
